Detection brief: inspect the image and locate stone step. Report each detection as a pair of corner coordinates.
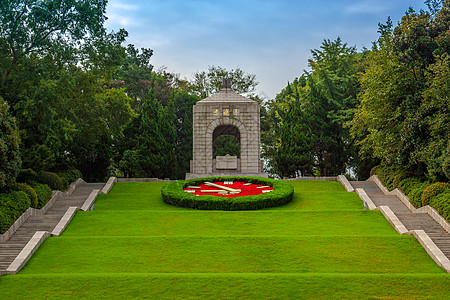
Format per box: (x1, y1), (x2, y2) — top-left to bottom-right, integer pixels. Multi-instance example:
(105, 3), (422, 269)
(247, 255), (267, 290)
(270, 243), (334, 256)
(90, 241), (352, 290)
(0, 255), (17, 263)
(0, 244), (27, 249)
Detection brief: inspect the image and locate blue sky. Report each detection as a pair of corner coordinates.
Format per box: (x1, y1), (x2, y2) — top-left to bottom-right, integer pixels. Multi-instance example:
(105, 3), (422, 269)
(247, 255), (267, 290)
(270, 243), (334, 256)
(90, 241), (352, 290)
(105, 0), (428, 99)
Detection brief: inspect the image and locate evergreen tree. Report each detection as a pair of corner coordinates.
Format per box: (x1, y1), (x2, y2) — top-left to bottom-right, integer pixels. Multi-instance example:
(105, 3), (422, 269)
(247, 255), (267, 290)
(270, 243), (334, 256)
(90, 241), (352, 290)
(0, 97), (21, 190)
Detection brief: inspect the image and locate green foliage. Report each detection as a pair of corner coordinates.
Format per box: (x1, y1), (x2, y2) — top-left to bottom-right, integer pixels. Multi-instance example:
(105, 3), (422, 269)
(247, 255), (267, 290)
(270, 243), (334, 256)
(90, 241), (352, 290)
(13, 183), (38, 208)
(161, 177), (294, 210)
(268, 38), (362, 177)
(189, 66), (259, 98)
(349, 4), (450, 182)
(0, 97), (21, 190)
(57, 169), (82, 189)
(397, 177), (425, 195)
(421, 182), (449, 206)
(392, 171), (414, 189)
(0, 191), (30, 233)
(373, 165), (406, 190)
(213, 136), (240, 157)
(429, 190), (450, 221)
(16, 168), (38, 184)
(37, 171), (64, 191)
(0, 1), (133, 182)
(30, 183), (53, 209)
(408, 182), (431, 208)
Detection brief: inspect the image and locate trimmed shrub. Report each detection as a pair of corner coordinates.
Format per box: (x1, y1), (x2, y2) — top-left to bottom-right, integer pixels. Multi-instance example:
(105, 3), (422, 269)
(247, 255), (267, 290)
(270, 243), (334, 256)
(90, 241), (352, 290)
(16, 169), (38, 185)
(0, 191), (30, 233)
(13, 183), (38, 208)
(37, 171), (64, 191)
(374, 165), (405, 190)
(408, 182), (431, 208)
(392, 172), (413, 189)
(429, 190), (450, 221)
(57, 169), (82, 190)
(162, 176), (294, 211)
(370, 165), (382, 177)
(397, 177), (424, 195)
(31, 183), (53, 209)
(430, 189), (450, 221)
(421, 182), (449, 206)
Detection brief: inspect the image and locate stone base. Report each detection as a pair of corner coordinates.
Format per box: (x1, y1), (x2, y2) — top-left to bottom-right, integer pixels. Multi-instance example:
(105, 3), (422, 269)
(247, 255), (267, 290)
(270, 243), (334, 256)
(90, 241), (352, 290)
(185, 172), (268, 180)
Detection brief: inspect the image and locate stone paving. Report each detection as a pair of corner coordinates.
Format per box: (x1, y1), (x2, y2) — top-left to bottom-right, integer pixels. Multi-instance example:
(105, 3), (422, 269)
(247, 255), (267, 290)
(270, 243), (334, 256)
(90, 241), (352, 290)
(0, 182), (104, 271)
(351, 181), (450, 260)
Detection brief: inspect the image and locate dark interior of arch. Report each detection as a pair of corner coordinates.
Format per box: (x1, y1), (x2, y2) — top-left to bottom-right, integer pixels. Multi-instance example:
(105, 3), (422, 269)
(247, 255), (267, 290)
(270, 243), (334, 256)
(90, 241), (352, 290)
(213, 125), (240, 142)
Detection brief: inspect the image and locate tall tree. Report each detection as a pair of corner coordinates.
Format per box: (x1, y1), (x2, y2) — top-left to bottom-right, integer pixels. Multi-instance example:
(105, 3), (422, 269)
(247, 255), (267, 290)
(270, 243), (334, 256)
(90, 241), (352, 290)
(349, 2), (450, 181)
(189, 66), (259, 98)
(0, 97), (21, 190)
(268, 38), (362, 178)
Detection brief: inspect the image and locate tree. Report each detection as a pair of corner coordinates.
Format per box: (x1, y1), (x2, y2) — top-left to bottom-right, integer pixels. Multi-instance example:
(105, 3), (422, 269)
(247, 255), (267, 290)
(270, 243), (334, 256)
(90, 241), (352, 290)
(189, 65), (258, 98)
(0, 97), (21, 190)
(0, 0), (108, 106)
(349, 3), (450, 181)
(268, 38), (362, 178)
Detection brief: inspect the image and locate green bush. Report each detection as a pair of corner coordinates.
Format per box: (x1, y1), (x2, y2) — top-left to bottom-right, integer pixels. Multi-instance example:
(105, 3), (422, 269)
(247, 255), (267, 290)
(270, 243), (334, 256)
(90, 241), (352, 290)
(374, 165), (405, 190)
(16, 168), (38, 185)
(429, 190), (450, 221)
(397, 177), (424, 195)
(161, 176), (294, 211)
(421, 182), (449, 207)
(408, 182), (431, 208)
(370, 165), (382, 177)
(13, 183), (38, 208)
(392, 172), (413, 189)
(37, 171), (64, 191)
(31, 183), (53, 209)
(57, 169), (82, 190)
(0, 191), (30, 233)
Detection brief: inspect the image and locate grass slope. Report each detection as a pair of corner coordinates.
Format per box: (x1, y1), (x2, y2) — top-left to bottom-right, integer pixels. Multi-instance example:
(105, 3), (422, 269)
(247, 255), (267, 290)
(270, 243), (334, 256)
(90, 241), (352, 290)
(0, 180), (448, 299)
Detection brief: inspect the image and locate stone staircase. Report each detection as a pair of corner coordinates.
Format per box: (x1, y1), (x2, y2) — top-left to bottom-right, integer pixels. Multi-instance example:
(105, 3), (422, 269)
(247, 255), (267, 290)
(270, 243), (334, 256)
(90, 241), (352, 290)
(0, 182), (104, 271)
(351, 180), (450, 261)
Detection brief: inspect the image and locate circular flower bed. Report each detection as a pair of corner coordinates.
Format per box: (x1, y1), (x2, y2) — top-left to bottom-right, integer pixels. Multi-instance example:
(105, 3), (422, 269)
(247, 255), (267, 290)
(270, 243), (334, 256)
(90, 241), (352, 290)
(183, 181), (273, 197)
(161, 176), (294, 211)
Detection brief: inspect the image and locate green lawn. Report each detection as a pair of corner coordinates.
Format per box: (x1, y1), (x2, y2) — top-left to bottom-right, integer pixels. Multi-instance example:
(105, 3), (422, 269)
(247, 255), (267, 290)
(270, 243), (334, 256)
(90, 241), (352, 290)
(0, 181), (449, 299)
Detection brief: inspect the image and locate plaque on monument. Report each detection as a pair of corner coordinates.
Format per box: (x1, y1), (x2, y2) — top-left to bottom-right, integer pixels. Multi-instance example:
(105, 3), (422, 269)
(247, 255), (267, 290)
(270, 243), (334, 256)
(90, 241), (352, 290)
(216, 155), (238, 170)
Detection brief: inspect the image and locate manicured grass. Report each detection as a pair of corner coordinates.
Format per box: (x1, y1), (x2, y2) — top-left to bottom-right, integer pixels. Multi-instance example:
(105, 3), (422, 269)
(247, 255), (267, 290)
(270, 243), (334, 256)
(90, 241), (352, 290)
(21, 236), (440, 274)
(1, 274), (450, 299)
(0, 180), (448, 299)
(62, 210), (397, 236)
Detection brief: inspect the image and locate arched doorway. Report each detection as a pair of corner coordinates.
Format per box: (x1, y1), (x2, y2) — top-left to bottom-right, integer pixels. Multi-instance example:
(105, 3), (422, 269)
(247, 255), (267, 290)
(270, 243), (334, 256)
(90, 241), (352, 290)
(212, 125), (240, 171)
(212, 125), (240, 158)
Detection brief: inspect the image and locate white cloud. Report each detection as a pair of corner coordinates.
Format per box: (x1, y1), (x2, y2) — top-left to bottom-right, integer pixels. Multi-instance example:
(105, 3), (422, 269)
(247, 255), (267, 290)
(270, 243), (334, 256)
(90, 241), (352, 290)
(344, 1), (390, 15)
(105, 0), (140, 27)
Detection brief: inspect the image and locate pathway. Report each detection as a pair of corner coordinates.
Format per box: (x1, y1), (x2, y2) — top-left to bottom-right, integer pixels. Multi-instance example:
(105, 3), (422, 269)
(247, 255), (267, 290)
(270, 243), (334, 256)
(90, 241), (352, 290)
(0, 182), (104, 271)
(350, 180), (450, 260)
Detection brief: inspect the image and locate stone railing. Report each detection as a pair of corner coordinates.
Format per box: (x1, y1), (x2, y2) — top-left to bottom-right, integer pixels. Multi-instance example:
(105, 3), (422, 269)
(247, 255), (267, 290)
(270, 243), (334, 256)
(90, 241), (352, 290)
(0, 178), (85, 242)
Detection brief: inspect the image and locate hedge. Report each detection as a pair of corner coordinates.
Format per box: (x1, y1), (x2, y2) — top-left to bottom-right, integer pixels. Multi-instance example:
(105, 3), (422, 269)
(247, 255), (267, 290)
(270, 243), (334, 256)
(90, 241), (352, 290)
(31, 183), (53, 209)
(58, 169), (82, 190)
(0, 191), (30, 233)
(372, 165), (450, 222)
(161, 176), (294, 211)
(16, 168), (38, 185)
(37, 171), (64, 191)
(421, 182), (449, 207)
(430, 190), (450, 220)
(13, 183), (38, 208)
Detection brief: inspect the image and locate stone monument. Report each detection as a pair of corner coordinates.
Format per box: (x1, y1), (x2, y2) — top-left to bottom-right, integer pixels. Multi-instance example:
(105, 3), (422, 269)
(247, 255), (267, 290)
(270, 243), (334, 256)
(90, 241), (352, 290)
(186, 79), (267, 179)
